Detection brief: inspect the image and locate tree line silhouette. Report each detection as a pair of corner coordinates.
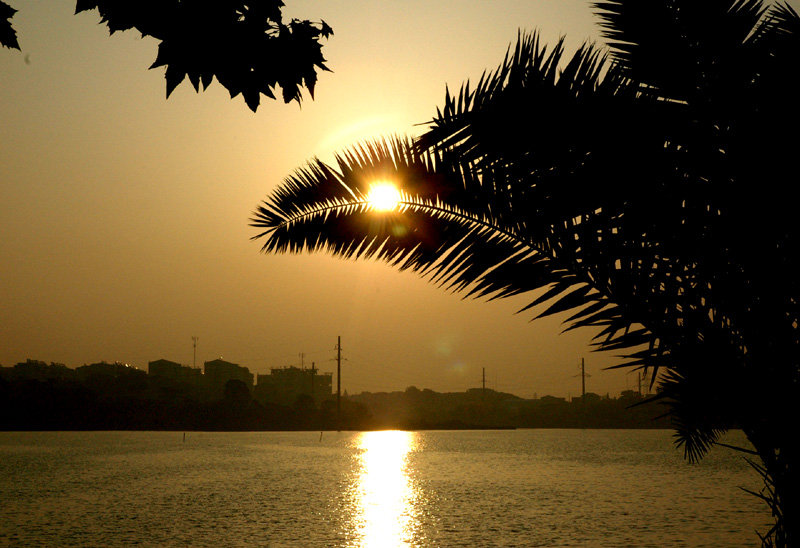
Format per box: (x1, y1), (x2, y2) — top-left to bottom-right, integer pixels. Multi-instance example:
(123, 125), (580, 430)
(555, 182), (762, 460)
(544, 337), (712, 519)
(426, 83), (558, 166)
(0, 364), (669, 432)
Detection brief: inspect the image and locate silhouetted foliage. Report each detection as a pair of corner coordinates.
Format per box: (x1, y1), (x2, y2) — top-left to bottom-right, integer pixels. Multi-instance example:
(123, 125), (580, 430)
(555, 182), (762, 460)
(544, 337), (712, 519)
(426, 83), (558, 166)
(350, 388), (669, 430)
(0, 1), (18, 49)
(223, 378), (251, 406)
(3, 1), (332, 110)
(252, 2), (799, 545)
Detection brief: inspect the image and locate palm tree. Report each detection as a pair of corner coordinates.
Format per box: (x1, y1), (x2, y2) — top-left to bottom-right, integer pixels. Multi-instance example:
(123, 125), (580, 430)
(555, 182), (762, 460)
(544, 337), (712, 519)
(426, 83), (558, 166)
(251, 1), (799, 545)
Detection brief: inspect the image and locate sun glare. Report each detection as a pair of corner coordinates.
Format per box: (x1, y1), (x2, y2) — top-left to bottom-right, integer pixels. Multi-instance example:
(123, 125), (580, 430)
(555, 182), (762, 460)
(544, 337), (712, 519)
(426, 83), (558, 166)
(366, 182), (402, 212)
(354, 430), (420, 546)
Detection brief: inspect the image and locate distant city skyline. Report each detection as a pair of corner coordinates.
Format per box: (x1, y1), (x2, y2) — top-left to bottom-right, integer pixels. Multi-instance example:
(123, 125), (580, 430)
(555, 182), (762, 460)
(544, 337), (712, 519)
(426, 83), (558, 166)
(2, 356), (667, 433)
(4, 355), (653, 403)
(3, 343), (641, 400)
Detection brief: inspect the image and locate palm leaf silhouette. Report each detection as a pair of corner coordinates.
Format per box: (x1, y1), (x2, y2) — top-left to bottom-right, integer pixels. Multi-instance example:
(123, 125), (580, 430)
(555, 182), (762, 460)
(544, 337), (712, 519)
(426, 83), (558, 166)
(253, 3), (799, 544)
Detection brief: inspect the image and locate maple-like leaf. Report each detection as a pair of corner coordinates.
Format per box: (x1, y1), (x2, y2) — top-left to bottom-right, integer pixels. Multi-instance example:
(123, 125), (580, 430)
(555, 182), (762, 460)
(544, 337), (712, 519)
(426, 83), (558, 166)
(319, 20), (334, 39)
(75, 0), (332, 111)
(1, 1), (20, 50)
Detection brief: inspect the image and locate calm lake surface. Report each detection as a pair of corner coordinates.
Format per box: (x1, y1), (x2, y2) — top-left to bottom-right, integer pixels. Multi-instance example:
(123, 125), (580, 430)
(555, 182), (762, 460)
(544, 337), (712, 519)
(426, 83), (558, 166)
(0, 430), (770, 547)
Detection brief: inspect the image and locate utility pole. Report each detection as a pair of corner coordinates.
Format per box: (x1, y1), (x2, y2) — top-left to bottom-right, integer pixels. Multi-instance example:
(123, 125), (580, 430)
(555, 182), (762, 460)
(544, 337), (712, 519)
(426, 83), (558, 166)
(192, 336), (199, 369)
(311, 362), (316, 400)
(638, 370), (652, 396)
(337, 336), (342, 425)
(581, 358), (586, 402)
(573, 358), (590, 402)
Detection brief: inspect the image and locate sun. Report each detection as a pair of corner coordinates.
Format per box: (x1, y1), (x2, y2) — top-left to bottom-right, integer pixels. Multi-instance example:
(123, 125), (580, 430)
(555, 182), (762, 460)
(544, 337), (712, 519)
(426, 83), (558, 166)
(366, 182), (402, 212)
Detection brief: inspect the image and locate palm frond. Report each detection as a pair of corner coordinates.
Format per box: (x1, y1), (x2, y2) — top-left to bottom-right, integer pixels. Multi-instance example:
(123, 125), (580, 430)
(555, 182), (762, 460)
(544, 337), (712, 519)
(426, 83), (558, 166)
(252, 137), (546, 295)
(253, 14), (800, 495)
(593, 0), (769, 102)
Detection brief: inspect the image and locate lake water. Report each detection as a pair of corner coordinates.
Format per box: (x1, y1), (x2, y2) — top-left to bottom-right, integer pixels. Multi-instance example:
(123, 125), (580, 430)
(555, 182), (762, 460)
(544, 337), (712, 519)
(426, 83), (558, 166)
(0, 430), (771, 547)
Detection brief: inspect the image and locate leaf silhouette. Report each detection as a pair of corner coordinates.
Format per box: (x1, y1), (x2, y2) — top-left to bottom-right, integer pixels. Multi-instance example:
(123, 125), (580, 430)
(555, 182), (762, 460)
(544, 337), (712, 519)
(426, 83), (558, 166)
(254, 4), (799, 542)
(0, 1), (20, 50)
(75, 0), (332, 111)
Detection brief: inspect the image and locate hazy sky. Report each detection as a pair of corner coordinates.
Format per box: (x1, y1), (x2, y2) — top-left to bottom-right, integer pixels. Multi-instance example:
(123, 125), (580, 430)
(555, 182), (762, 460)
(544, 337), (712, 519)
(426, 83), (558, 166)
(5, 0), (775, 399)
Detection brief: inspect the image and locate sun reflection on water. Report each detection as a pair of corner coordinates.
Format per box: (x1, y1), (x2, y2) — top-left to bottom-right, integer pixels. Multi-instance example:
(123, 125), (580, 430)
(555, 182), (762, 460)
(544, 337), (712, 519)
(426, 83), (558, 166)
(352, 430), (420, 547)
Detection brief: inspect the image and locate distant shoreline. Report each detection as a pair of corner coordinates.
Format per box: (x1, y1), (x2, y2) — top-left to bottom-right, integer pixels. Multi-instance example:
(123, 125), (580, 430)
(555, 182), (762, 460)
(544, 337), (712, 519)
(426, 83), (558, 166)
(1, 372), (671, 432)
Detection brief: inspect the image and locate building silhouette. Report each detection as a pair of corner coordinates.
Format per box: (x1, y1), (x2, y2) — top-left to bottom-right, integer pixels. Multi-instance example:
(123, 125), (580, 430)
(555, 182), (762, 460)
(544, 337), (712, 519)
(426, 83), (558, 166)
(148, 359), (201, 383)
(204, 358), (254, 398)
(76, 361), (142, 380)
(255, 366), (333, 407)
(1, 359), (75, 381)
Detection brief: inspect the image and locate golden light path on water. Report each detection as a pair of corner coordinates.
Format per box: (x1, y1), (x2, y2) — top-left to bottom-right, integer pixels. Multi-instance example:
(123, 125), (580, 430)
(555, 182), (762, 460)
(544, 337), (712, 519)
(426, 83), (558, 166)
(351, 430), (420, 547)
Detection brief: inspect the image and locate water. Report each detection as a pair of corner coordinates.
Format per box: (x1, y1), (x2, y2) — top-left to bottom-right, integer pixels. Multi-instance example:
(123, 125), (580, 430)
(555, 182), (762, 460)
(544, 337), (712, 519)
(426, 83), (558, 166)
(0, 430), (770, 547)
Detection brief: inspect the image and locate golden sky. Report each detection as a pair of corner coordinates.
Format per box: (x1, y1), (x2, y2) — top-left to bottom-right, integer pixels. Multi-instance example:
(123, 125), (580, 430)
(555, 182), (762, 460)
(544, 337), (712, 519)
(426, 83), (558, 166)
(2, 0), (758, 398)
